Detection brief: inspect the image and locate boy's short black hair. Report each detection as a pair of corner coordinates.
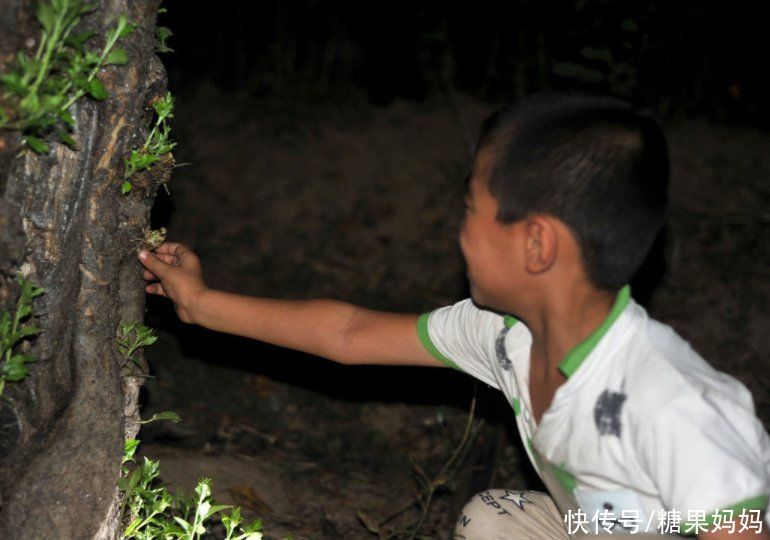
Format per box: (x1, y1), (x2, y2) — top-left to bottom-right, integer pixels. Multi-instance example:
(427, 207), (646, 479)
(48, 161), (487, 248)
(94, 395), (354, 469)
(478, 93), (669, 291)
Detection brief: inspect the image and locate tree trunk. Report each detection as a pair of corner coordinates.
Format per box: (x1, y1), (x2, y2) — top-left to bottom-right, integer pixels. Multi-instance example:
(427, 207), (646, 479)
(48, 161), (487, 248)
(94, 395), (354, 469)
(0, 1), (168, 538)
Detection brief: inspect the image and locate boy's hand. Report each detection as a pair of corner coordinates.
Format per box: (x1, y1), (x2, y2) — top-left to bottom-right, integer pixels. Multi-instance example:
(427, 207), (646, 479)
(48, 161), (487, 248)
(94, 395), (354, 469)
(137, 242), (208, 324)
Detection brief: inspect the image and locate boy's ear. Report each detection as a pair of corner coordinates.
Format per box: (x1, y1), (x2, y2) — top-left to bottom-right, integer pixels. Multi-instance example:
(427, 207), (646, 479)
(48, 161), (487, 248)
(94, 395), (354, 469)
(523, 215), (557, 274)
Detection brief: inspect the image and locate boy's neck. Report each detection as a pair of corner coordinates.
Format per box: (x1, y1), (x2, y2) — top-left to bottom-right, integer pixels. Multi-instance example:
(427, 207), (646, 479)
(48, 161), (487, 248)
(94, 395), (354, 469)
(525, 282), (617, 380)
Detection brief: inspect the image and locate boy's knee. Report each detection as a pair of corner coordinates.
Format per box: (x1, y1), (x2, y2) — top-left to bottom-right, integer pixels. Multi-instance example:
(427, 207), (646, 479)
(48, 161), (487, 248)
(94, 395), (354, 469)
(458, 489), (515, 520)
(453, 489), (569, 540)
(454, 490), (506, 540)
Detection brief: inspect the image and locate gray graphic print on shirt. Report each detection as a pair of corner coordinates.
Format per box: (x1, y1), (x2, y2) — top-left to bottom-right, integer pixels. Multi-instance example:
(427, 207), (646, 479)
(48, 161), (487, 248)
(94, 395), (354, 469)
(594, 385), (627, 437)
(495, 327), (512, 371)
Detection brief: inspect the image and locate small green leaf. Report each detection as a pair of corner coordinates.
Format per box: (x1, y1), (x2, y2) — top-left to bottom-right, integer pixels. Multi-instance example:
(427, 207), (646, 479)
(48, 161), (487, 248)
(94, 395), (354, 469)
(16, 305), (31, 320)
(18, 325), (41, 338)
(141, 411), (181, 425)
(116, 15), (138, 38)
(128, 465), (143, 490)
(35, 2), (56, 32)
(121, 180), (132, 194)
(42, 94), (64, 110)
(59, 110), (75, 128)
(66, 30), (96, 46)
(0, 72), (26, 94)
(119, 322), (136, 335)
(4, 359), (29, 382)
(124, 438), (140, 461)
(16, 51), (32, 73)
(204, 504), (231, 520)
(152, 92), (174, 118)
(139, 335), (158, 347)
(19, 93), (40, 113)
(243, 519), (264, 533)
(104, 48), (128, 65)
(30, 283), (44, 298)
(57, 130), (77, 148)
(154, 26), (174, 53)
(87, 77), (109, 100)
(122, 517), (143, 537)
(173, 516), (194, 534)
(24, 135), (49, 154)
(72, 75), (89, 90)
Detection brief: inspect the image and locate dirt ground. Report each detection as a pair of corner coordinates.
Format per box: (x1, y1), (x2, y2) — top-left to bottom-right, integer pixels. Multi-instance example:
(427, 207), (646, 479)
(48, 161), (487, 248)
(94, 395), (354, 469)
(138, 88), (770, 539)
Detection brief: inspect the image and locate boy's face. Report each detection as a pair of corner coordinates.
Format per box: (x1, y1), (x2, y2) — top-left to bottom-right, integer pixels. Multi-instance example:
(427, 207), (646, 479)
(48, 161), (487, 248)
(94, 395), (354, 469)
(459, 149), (523, 312)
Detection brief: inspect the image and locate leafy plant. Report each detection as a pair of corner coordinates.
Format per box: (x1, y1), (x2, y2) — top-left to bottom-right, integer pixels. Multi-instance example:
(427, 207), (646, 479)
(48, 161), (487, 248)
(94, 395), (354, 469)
(0, 0), (136, 153)
(141, 410), (182, 425)
(121, 91), (177, 194)
(116, 322), (158, 371)
(0, 276), (44, 397)
(120, 438), (264, 540)
(155, 8), (174, 55)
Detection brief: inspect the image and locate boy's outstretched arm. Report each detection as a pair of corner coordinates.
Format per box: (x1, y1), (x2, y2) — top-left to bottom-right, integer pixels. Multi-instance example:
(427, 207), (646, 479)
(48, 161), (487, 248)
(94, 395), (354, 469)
(137, 242), (443, 367)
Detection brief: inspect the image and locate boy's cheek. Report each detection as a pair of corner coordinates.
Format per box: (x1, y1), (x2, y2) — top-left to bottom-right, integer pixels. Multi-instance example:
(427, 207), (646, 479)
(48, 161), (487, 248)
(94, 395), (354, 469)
(458, 227), (472, 261)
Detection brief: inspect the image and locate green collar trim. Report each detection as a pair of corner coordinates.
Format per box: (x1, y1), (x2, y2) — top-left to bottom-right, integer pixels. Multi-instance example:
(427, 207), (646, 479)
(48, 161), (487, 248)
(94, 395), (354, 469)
(557, 285), (631, 378)
(503, 315), (518, 328)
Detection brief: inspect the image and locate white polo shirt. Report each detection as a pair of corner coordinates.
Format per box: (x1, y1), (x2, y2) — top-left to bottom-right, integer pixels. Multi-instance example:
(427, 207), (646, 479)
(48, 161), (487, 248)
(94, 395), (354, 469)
(418, 286), (770, 535)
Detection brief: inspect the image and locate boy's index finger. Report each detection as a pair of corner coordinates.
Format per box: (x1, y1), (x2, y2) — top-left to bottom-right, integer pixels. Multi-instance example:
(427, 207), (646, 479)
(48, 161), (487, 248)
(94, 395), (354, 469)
(153, 241), (184, 255)
(137, 250), (170, 276)
(156, 242), (197, 265)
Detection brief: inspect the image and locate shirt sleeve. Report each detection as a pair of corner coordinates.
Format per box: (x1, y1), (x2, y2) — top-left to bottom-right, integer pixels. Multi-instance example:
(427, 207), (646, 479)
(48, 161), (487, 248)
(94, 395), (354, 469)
(417, 298), (508, 389)
(636, 394), (770, 532)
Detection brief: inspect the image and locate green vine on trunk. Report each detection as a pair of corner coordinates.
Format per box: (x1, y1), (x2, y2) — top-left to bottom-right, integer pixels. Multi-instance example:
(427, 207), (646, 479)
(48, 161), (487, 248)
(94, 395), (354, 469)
(0, 0), (136, 154)
(121, 91), (176, 194)
(116, 321), (158, 374)
(0, 276), (44, 398)
(119, 4), (177, 195)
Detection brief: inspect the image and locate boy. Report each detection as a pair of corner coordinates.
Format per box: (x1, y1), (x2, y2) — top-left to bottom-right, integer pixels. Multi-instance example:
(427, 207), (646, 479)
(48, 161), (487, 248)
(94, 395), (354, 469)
(138, 94), (770, 538)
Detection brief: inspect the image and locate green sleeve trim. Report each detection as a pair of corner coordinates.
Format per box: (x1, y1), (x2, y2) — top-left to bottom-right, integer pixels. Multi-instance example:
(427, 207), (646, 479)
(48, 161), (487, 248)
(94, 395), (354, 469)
(417, 313), (462, 371)
(526, 437), (544, 473)
(558, 284), (631, 378)
(680, 494), (770, 535)
(550, 462), (577, 494)
(511, 397), (521, 416)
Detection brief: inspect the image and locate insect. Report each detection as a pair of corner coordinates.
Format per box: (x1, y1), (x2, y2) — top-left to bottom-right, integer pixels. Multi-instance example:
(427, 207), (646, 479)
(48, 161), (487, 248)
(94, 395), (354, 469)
(130, 227), (167, 253)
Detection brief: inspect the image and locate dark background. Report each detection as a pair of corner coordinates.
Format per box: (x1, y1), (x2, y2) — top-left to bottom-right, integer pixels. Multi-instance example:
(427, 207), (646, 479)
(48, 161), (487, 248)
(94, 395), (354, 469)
(161, 0), (769, 125)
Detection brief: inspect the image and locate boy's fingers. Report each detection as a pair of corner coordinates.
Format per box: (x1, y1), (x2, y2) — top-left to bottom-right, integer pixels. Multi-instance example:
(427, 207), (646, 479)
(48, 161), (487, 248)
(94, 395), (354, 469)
(154, 242), (201, 270)
(155, 252), (176, 265)
(137, 250), (171, 278)
(155, 242), (187, 256)
(145, 283), (166, 297)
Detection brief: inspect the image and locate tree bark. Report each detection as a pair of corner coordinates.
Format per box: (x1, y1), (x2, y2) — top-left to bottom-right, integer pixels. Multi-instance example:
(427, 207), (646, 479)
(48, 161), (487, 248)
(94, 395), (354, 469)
(0, 1), (168, 538)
